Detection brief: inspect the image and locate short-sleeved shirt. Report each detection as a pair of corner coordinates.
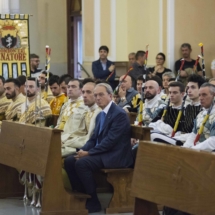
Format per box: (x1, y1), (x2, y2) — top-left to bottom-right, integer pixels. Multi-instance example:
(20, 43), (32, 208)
(174, 59), (201, 75)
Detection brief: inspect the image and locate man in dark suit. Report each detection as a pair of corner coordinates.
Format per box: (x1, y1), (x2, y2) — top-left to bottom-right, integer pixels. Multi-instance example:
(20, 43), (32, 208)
(92, 46), (115, 88)
(64, 83), (133, 213)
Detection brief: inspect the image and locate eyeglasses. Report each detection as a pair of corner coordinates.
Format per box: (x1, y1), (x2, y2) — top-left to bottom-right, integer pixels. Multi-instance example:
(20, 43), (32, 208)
(156, 57), (164, 60)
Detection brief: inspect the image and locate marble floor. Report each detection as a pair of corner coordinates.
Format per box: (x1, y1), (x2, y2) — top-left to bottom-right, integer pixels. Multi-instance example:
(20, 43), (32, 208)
(0, 193), (163, 215)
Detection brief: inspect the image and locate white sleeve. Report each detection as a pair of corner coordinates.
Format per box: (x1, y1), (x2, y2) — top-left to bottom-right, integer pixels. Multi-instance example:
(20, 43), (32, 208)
(191, 136), (215, 151)
(211, 59), (215, 70)
(183, 132), (196, 148)
(149, 120), (173, 135)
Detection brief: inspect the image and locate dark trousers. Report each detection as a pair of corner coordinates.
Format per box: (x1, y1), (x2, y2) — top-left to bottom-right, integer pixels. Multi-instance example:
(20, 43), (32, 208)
(64, 154), (104, 195)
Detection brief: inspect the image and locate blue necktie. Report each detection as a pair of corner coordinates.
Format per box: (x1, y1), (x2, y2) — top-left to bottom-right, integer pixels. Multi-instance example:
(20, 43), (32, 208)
(96, 111), (106, 145)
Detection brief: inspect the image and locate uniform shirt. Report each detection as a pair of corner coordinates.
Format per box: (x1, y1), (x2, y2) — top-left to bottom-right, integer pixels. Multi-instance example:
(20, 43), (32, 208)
(0, 93), (11, 121)
(55, 96), (84, 130)
(61, 103), (101, 157)
(50, 93), (67, 116)
(5, 93), (25, 121)
(183, 105), (215, 151)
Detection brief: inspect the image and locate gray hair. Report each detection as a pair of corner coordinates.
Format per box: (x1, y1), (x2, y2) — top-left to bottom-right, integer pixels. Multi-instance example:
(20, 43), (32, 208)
(128, 52), (136, 56)
(162, 72), (175, 79)
(96, 83), (113, 94)
(200, 82), (215, 94)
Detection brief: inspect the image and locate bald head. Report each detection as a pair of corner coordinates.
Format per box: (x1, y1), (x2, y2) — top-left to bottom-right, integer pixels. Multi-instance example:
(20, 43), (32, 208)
(119, 75), (132, 90)
(144, 80), (160, 100)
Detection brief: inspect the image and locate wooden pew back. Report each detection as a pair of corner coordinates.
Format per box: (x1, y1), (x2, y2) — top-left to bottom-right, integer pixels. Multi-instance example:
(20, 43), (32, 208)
(0, 121), (52, 176)
(0, 121), (89, 215)
(131, 141), (215, 215)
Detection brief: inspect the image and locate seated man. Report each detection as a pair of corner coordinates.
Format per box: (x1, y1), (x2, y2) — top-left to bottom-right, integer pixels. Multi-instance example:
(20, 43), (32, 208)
(18, 78), (52, 125)
(17, 75), (26, 96)
(4, 78), (25, 122)
(61, 80), (101, 157)
(48, 75), (67, 126)
(55, 79), (84, 130)
(58, 74), (72, 96)
(136, 75), (145, 100)
(183, 83), (215, 151)
(137, 80), (166, 125)
(64, 83), (133, 213)
(117, 75), (141, 112)
(0, 76), (11, 121)
(150, 75), (204, 144)
(38, 71), (54, 103)
(161, 72), (175, 102)
(92, 46), (115, 88)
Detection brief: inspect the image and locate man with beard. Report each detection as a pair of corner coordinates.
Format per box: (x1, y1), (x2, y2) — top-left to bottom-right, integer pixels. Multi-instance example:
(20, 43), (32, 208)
(18, 78), (52, 125)
(175, 43), (202, 78)
(30, 53), (42, 78)
(4, 78), (25, 122)
(0, 76), (11, 121)
(117, 75), (141, 113)
(139, 80), (166, 125)
(48, 75), (67, 126)
(61, 80), (101, 157)
(38, 71), (54, 103)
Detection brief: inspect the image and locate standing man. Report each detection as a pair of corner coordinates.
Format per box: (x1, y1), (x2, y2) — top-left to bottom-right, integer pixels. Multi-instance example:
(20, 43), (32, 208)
(92, 46), (115, 88)
(175, 43), (202, 78)
(0, 76), (11, 121)
(4, 78), (25, 122)
(30, 54), (42, 78)
(64, 83), (133, 213)
(129, 50), (148, 88)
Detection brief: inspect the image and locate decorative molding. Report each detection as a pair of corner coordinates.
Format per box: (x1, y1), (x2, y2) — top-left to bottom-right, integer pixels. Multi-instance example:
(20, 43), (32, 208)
(159, 0), (163, 52)
(110, 0), (116, 61)
(94, 0), (100, 60)
(167, 0), (175, 70)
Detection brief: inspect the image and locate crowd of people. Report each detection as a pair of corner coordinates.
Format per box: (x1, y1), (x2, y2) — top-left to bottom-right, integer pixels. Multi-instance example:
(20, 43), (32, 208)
(0, 44), (215, 214)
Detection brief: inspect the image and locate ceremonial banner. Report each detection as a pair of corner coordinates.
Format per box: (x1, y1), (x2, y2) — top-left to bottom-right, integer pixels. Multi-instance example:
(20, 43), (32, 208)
(0, 14), (30, 79)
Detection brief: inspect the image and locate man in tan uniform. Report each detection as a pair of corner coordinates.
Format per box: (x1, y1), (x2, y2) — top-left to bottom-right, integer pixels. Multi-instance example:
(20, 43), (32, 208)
(62, 80), (101, 157)
(18, 78), (52, 125)
(0, 76), (11, 121)
(55, 79), (85, 130)
(4, 78), (25, 122)
(38, 71), (54, 103)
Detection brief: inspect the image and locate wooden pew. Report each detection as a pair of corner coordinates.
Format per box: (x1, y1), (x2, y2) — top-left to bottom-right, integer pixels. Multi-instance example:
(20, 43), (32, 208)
(127, 112), (137, 124)
(0, 121), (89, 215)
(131, 141), (215, 215)
(101, 125), (152, 214)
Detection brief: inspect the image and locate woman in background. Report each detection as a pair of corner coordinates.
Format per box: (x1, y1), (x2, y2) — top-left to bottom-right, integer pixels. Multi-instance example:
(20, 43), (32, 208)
(148, 53), (173, 80)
